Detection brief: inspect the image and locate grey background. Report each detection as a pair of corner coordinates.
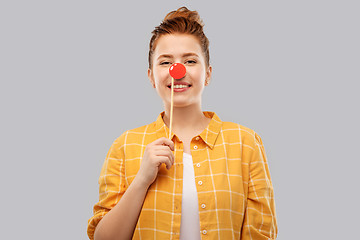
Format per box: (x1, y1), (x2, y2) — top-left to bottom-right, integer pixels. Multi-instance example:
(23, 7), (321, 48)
(1, 0), (359, 239)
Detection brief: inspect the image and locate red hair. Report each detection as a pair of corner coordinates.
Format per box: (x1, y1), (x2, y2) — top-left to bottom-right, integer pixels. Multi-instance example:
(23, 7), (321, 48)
(148, 7), (210, 69)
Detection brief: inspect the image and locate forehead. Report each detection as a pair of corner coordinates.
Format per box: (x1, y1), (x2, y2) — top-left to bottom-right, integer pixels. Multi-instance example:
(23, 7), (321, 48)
(153, 33), (203, 57)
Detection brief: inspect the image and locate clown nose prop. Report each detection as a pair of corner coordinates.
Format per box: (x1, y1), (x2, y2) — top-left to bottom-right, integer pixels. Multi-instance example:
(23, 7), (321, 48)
(169, 63), (186, 79)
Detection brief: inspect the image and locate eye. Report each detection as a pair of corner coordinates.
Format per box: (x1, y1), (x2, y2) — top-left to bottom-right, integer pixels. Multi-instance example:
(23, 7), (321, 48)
(185, 60), (197, 64)
(160, 61), (171, 65)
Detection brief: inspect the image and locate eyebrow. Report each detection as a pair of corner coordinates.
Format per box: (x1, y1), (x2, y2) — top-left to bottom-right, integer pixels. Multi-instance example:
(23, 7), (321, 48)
(157, 53), (199, 60)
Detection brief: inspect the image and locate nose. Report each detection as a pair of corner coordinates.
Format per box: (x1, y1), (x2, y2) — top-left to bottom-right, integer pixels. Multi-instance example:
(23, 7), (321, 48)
(169, 63), (186, 79)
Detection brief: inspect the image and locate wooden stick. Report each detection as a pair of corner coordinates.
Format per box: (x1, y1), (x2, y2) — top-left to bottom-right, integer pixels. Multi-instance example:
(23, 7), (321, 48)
(169, 77), (174, 139)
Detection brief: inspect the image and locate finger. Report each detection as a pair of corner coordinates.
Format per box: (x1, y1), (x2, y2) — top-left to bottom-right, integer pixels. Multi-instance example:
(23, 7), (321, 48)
(170, 151), (175, 165)
(164, 150), (174, 166)
(155, 149), (174, 164)
(157, 156), (173, 170)
(153, 145), (175, 153)
(154, 137), (174, 151)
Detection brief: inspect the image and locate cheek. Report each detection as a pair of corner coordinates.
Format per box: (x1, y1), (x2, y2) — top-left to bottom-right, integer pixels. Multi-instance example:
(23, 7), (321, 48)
(189, 68), (206, 84)
(154, 69), (169, 86)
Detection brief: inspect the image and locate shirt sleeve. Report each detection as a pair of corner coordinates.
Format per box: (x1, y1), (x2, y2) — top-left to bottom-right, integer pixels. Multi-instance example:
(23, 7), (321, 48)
(241, 132), (278, 239)
(87, 134), (127, 240)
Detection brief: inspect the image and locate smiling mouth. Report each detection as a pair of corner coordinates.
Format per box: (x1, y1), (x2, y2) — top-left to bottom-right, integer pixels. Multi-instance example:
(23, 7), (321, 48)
(167, 84), (192, 89)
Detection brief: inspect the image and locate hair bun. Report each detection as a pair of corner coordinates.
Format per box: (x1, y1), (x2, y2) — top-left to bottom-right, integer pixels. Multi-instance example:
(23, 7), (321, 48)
(163, 6), (204, 27)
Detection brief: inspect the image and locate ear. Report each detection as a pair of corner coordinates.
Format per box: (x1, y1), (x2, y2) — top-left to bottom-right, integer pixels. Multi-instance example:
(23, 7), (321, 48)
(148, 68), (156, 88)
(205, 65), (212, 86)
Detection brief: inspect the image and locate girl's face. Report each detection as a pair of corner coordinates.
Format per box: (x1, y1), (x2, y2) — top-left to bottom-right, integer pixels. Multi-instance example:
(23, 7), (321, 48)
(148, 33), (212, 108)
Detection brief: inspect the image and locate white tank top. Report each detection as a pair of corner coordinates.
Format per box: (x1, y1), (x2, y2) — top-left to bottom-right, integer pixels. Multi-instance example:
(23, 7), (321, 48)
(179, 152), (201, 240)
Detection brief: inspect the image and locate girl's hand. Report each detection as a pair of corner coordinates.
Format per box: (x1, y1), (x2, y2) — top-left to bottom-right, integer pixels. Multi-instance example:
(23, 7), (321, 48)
(135, 137), (174, 188)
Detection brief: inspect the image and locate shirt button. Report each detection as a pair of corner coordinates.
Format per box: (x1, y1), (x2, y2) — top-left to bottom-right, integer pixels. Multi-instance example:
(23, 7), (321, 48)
(198, 180), (203, 186)
(193, 145), (198, 150)
(201, 204), (206, 209)
(195, 136), (200, 140)
(202, 230), (207, 235)
(196, 163), (201, 167)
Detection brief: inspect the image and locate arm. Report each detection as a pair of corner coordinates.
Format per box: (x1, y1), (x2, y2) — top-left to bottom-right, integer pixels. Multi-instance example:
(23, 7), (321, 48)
(241, 133), (278, 239)
(93, 175), (149, 240)
(87, 136), (174, 240)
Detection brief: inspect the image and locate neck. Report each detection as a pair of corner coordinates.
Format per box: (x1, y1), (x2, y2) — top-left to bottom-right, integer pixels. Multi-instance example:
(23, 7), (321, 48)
(163, 104), (210, 135)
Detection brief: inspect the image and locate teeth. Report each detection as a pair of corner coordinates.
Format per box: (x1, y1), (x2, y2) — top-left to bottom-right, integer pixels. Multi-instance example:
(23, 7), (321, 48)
(172, 85), (189, 89)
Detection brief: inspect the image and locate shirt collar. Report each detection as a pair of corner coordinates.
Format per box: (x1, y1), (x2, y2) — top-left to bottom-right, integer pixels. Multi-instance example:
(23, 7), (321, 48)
(155, 111), (222, 149)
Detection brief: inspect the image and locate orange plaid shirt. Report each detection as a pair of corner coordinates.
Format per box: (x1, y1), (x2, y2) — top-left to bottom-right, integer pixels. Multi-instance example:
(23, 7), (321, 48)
(87, 112), (278, 239)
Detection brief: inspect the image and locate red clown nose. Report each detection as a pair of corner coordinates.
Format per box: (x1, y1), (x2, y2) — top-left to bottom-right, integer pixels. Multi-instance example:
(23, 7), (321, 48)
(169, 63), (186, 79)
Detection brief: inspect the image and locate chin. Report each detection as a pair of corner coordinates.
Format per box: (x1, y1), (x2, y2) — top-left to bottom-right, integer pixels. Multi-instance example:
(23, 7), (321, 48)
(173, 101), (197, 108)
